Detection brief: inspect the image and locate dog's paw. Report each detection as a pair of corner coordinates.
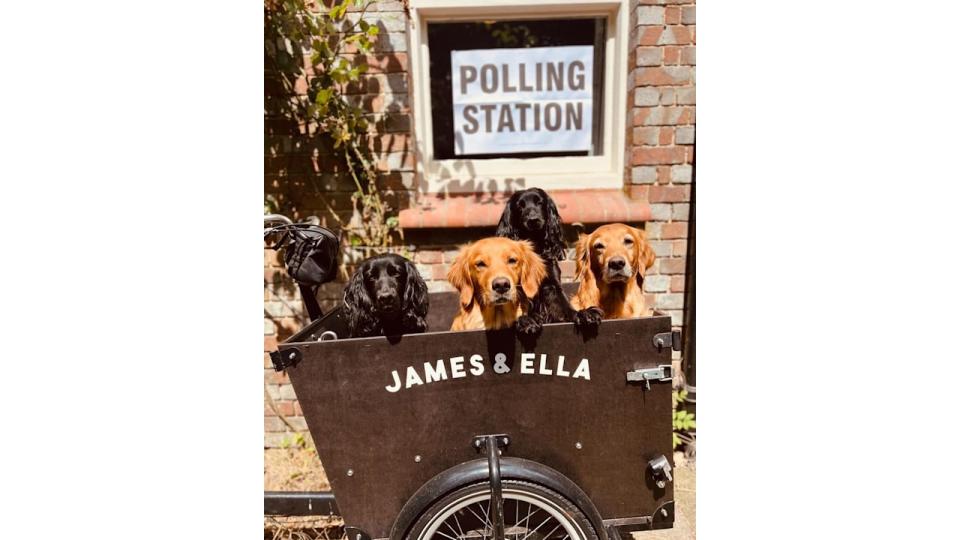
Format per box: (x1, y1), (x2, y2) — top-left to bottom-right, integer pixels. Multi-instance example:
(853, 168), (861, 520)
(574, 306), (604, 328)
(516, 315), (542, 336)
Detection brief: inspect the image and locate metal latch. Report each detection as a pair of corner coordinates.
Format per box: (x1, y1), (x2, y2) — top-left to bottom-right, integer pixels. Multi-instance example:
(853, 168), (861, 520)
(626, 365), (672, 390)
(648, 454), (673, 489)
(653, 330), (682, 352)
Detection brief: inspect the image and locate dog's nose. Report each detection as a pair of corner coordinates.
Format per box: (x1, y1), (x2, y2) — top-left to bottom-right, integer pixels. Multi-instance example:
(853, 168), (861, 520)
(524, 217), (543, 229)
(608, 257), (626, 271)
(377, 291), (397, 303)
(492, 278), (512, 294)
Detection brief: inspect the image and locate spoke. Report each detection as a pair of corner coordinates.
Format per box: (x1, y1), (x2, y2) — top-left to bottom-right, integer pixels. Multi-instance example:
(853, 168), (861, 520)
(514, 502), (541, 533)
(432, 529), (460, 540)
(537, 522), (564, 540)
(465, 502), (492, 539)
(452, 511), (467, 539)
(519, 512), (553, 540)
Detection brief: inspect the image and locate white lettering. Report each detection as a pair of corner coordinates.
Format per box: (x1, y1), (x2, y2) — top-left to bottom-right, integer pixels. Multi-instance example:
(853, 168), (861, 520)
(385, 369), (402, 392)
(469, 354), (485, 376)
(539, 353), (553, 375)
(555, 355), (569, 377)
(405, 366), (424, 388)
(424, 360), (448, 383)
(520, 353), (536, 374)
(450, 356), (466, 378)
(572, 358), (591, 380)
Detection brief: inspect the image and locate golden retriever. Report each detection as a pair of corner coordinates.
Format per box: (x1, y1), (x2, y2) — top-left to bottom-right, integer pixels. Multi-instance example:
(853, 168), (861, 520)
(571, 223), (656, 319)
(447, 237), (547, 331)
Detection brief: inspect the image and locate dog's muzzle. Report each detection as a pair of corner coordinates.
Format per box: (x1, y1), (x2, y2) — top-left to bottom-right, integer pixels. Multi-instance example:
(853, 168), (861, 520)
(603, 257), (633, 283)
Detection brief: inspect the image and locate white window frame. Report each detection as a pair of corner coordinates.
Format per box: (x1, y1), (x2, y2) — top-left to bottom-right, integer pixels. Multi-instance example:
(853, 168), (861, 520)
(407, 0), (630, 193)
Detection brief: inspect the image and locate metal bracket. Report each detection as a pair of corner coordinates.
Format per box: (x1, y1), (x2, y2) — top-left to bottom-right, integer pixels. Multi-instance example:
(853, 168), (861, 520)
(269, 347), (302, 372)
(653, 330), (682, 353)
(474, 434), (509, 540)
(626, 365), (673, 390)
(343, 526), (371, 540)
(647, 454), (673, 489)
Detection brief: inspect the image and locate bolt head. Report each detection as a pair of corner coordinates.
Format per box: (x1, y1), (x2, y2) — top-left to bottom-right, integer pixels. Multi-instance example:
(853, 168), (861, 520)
(347, 469), (354, 477)
(656, 480), (665, 489)
(288, 352), (296, 359)
(661, 508), (669, 517)
(575, 442), (582, 450)
(414, 455), (421, 463)
(502, 437), (509, 445)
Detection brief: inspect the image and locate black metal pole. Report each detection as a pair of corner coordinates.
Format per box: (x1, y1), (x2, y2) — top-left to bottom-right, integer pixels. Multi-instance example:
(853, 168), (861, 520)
(486, 435), (505, 540)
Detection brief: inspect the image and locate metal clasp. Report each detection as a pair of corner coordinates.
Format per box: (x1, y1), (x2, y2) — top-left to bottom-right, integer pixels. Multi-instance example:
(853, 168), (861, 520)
(626, 365), (673, 390)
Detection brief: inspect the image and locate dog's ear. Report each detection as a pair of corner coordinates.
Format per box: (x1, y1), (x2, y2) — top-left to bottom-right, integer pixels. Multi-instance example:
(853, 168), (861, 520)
(495, 192), (520, 240)
(446, 245), (475, 310)
(574, 232), (593, 284)
(402, 258), (429, 317)
(633, 227), (657, 287)
(538, 189), (566, 261)
(343, 264), (375, 335)
(518, 240), (547, 299)
(401, 258), (429, 332)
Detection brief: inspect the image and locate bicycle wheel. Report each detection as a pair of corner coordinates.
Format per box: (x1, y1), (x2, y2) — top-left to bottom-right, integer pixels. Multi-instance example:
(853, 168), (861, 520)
(406, 480), (599, 540)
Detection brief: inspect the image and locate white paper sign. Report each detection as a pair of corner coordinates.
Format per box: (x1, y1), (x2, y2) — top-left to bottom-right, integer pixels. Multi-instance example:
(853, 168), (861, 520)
(451, 46), (594, 156)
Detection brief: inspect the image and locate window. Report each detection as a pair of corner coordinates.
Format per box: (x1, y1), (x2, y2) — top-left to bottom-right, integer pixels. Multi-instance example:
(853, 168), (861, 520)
(408, 0), (630, 193)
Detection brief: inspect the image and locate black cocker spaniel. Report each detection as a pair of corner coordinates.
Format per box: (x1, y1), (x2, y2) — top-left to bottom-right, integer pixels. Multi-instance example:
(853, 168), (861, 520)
(343, 253), (429, 338)
(495, 188), (603, 335)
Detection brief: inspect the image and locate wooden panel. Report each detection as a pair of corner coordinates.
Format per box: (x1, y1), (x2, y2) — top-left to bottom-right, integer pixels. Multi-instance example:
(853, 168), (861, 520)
(281, 310), (674, 538)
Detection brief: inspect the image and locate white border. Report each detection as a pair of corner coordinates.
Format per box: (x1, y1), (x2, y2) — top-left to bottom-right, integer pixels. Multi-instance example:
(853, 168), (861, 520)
(407, 0), (630, 194)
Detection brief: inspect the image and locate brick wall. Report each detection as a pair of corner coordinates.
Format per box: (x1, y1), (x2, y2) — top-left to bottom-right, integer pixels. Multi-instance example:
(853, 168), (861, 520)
(264, 0), (695, 447)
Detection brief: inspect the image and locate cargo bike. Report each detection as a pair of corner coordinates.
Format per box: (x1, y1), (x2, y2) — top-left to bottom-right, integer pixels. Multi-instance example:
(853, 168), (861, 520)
(264, 215), (681, 540)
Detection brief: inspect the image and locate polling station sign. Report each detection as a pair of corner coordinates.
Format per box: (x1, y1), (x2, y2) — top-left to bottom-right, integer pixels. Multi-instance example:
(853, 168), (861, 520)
(451, 46), (593, 156)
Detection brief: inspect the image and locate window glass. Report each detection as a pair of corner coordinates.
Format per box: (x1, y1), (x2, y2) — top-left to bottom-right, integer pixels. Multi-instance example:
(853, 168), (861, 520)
(427, 18), (606, 160)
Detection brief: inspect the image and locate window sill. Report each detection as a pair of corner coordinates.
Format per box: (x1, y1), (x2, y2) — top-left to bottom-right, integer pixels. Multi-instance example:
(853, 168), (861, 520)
(398, 189), (651, 229)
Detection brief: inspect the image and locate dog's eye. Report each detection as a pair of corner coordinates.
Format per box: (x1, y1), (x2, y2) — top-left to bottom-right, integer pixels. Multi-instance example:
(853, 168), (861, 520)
(594, 243), (605, 251)
(624, 237), (634, 245)
(518, 200), (526, 209)
(475, 260), (487, 268)
(507, 257), (518, 265)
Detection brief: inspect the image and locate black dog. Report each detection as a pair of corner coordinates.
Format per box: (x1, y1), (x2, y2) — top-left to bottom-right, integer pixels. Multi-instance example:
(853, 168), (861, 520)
(495, 188), (603, 334)
(343, 253), (429, 338)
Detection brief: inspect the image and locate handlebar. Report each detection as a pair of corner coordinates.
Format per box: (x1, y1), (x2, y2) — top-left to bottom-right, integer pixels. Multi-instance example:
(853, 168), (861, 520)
(264, 214), (294, 226)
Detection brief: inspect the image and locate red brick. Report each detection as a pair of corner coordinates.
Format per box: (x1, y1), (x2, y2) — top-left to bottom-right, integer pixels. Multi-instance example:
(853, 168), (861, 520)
(631, 146), (686, 165)
(431, 264), (450, 280)
(633, 126), (659, 146)
(662, 222), (688, 239)
(349, 52), (408, 73)
(638, 26), (664, 46)
(627, 185), (650, 199)
(649, 185), (691, 203)
(673, 240), (687, 256)
(662, 25), (693, 45)
(367, 133), (411, 154)
(660, 257), (686, 274)
(275, 400), (295, 416)
(634, 66), (692, 86)
(656, 166), (672, 184)
(416, 250), (443, 264)
(658, 127), (674, 145)
(665, 6), (681, 24)
(681, 46), (696, 65)
(633, 107), (653, 126)
(264, 335), (278, 352)
(663, 46), (681, 65)
(671, 276), (686, 292)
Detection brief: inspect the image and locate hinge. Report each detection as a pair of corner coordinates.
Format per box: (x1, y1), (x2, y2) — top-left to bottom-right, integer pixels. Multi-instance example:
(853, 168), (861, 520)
(270, 347), (302, 371)
(652, 330), (682, 352)
(626, 365), (673, 390)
